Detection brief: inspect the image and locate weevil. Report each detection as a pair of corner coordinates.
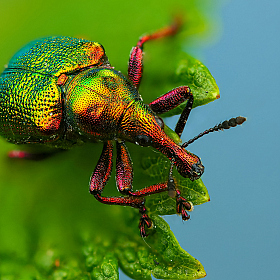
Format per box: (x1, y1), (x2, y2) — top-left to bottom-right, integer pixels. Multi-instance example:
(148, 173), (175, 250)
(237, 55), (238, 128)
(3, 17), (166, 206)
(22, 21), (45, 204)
(0, 20), (246, 237)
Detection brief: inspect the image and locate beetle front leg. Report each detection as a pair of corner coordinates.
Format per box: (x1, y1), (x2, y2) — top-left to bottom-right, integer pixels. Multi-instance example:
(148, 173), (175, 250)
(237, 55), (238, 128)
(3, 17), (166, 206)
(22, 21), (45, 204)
(150, 85), (196, 218)
(176, 191), (194, 220)
(89, 140), (114, 195)
(116, 141), (153, 237)
(89, 141), (143, 207)
(91, 140), (152, 237)
(116, 141), (133, 194)
(130, 179), (194, 221)
(128, 18), (182, 89)
(116, 141), (171, 198)
(89, 141), (143, 208)
(114, 118), (195, 222)
(115, 141), (192, 235)
(149, 85), (193, 138)
(167, 175), (194, 220)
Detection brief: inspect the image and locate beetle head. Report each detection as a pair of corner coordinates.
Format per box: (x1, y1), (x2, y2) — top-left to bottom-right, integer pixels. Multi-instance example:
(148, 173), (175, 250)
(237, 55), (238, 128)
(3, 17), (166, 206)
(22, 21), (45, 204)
(118, 101), (204, 181)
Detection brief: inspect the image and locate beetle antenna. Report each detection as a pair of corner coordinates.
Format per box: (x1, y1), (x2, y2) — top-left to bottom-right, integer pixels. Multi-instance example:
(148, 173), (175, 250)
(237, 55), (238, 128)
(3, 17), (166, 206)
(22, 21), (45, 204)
(167, 159), (177, 197)
(182, 116), (246, 149)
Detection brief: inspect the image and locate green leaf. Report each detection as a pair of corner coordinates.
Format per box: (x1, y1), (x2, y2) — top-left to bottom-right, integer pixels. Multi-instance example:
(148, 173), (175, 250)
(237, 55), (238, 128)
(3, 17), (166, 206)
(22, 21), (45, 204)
(82, 239), (119, 279)
(162, 54), (220, 117)
(117, 215), (206, 279)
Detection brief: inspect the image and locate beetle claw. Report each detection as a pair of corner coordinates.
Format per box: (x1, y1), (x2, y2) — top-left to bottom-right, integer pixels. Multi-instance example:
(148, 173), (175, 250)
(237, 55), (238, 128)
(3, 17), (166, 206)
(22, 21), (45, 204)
(176, 193), (193, 221)
(139, 206), (152, 237)
(181, 209), (190, 221)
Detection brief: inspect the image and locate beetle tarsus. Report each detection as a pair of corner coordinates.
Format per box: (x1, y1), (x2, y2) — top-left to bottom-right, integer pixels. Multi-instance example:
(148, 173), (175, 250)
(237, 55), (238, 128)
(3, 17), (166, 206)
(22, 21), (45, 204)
(139, 205), (152, 238)
(176, 190), (193, 221)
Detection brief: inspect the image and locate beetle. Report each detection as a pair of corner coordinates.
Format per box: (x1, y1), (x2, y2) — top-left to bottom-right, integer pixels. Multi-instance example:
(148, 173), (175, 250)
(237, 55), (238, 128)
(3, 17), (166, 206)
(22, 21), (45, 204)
(0, 20), (245, 237)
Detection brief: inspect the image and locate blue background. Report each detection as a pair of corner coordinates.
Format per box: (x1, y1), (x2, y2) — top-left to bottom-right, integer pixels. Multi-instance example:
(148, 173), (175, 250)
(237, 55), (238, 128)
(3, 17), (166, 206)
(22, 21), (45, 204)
(123, 0), (280, 279)
(163, 1), (279, 279)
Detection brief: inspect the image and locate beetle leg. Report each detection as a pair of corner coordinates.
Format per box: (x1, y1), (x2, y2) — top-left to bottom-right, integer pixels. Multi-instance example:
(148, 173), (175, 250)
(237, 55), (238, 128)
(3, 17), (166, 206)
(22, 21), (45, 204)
(174, 93), (193, 138)
(8, 150), (62, 160)
(94, 191), (151, 237)
(114, 133), (194, 222)
(150, 85), (196, 217)
(115, 141), (172, 197)
(90, 140), (152, 237)
(115, 140), (192, 235)
(128, 18), (182, 89)
(116, 141), (133, 194)
(149, 86), (193, 138)
(128, 182), (168, 197)
(115, 141), (154, 237)
(129, 179), (194, 221)
(89, 140), (114, 194)
(176, 190), (194, 220)
(167, 174), (194, 220)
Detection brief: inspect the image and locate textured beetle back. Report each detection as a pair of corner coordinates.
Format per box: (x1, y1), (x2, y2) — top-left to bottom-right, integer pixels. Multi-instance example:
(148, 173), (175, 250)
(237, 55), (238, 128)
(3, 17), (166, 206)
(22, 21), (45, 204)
(0, 71), (63, 144)
(0, 37), (109, 146)
(7, 37), (108, 76)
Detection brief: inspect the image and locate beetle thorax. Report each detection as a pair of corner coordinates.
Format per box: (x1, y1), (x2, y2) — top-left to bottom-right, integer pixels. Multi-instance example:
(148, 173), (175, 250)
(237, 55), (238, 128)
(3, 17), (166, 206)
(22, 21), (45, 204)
(65, 68), (140, 141)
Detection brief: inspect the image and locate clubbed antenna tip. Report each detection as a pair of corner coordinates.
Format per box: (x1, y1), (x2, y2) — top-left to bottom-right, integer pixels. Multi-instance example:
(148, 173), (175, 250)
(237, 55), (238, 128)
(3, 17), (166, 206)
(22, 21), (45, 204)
(182, 116), (246, 148)
(221, 116), (246, 128)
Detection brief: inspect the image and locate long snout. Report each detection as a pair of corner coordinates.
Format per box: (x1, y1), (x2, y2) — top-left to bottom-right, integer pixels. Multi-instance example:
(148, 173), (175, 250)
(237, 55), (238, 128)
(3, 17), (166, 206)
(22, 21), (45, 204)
(119, 101), (204, 180)
(150, 128), (204, 180)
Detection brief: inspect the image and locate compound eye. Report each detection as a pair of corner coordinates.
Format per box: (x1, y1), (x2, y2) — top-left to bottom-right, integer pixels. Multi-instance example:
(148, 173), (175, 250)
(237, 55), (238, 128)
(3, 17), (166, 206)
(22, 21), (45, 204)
(155, 116), (164, 129)
(135, 135), (153, 147)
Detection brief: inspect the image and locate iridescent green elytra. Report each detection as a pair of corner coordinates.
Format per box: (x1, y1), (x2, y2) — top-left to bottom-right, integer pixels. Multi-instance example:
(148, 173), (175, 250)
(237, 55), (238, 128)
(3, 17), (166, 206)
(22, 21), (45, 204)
(0, 37), (108, 147)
